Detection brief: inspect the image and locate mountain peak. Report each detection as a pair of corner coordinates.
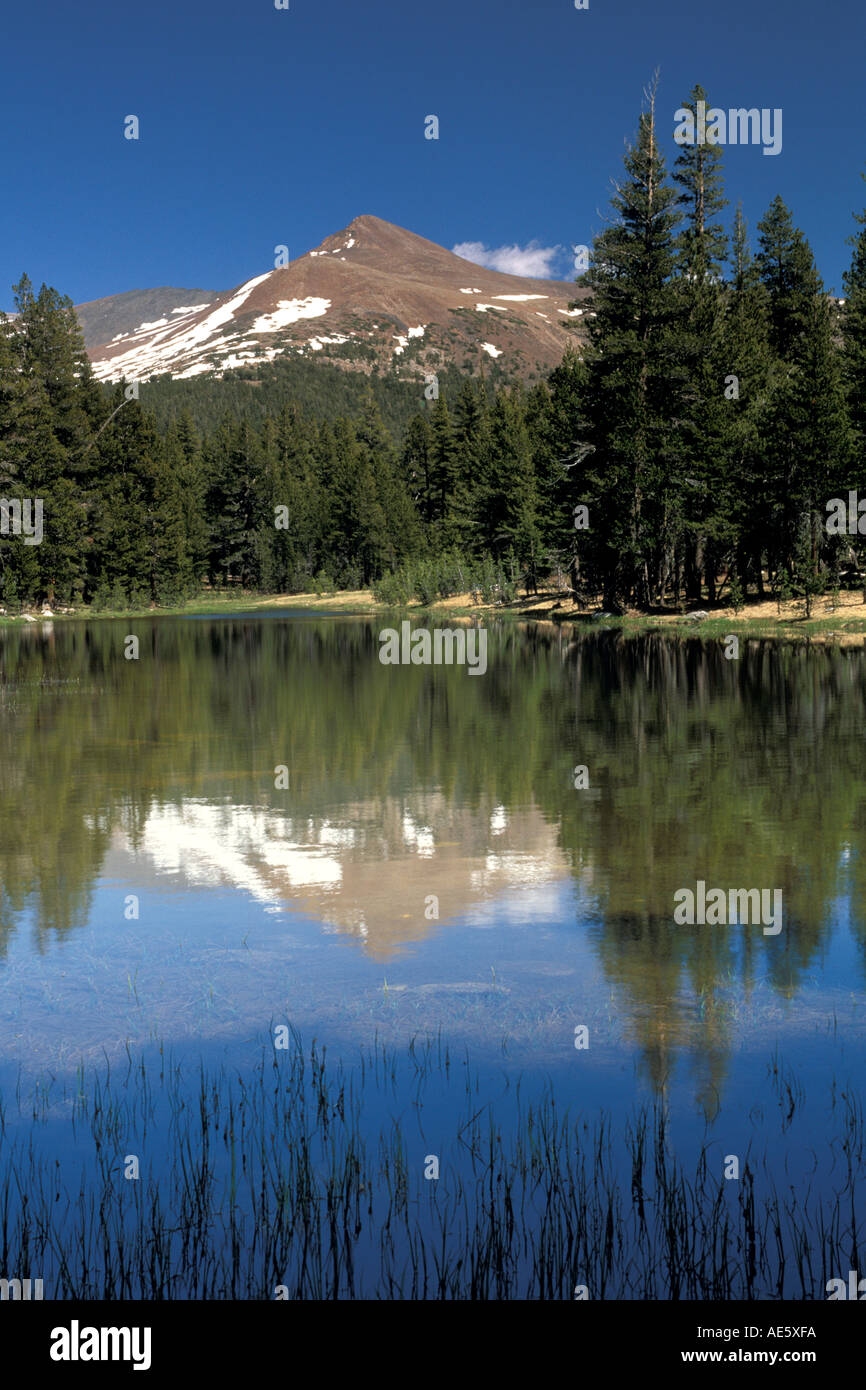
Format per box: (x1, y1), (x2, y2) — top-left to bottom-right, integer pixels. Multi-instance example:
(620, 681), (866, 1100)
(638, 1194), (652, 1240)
(79, 214), (587, 383)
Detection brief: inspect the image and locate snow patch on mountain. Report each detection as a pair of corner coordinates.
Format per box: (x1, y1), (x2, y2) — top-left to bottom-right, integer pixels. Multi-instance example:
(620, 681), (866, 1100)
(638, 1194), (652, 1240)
(91, 272), (275, 381)
(310, 238), (356, 258)
(251, 297), (331, 333)
(175, 362), (215, 379)
(308, 334), (351, 351)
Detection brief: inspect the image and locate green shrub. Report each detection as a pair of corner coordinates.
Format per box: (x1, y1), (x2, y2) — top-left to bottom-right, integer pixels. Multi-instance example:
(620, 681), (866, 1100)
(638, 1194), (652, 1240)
(109, 580), (128, 611)
(435, 548), (469, 599)
(128, 584), (150, 610)
(90, 581), (112, 613)
(3, 573), (20, 615)
(497, 567), (517, 605)
(372, 569), (413, 605)
(774, 567), (793, 615)
(155, 579), (185, 607)
(412, 559), (437, 606)
(477, 555), (499, 604)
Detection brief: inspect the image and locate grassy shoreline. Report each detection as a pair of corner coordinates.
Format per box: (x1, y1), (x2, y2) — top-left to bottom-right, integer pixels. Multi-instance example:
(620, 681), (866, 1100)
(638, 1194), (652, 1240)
(4, 586), (866, 643)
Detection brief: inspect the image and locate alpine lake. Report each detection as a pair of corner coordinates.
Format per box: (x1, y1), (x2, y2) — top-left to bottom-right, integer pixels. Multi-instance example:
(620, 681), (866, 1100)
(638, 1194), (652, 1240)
(0, 610), (863, 1298)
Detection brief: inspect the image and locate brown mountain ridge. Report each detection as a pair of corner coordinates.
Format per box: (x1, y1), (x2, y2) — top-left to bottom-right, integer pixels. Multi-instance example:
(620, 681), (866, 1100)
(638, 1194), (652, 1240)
(78, 214), (589, 384)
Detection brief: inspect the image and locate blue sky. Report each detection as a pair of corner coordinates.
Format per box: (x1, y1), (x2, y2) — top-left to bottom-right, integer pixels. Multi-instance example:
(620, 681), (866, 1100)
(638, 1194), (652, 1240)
(2, 0), (863, 309)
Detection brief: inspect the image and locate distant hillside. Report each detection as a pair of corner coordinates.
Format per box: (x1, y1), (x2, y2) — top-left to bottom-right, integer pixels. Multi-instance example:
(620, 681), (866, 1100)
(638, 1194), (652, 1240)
(75, 287), (219, 352)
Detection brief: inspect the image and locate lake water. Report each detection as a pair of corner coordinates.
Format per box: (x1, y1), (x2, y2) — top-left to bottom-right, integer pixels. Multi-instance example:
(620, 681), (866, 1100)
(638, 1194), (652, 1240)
(1, 614), (864, 1297)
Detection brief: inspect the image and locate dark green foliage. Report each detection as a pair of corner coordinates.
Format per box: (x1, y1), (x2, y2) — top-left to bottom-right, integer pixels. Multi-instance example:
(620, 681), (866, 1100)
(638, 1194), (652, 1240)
(137, 354), (471, 441)
(372, 548), (518, 607)
(576, 77), (684, 610)
(842, 170), (866, 452)
(756, 199), (851, 581)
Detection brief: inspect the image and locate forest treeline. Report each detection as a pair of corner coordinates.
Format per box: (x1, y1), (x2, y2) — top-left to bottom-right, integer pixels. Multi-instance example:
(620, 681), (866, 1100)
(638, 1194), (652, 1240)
(2, 81), (866, 611)
(143, 355), (481, 441)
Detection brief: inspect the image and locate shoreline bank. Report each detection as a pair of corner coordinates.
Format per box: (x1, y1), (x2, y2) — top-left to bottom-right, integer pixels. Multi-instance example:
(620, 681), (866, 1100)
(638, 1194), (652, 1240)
(4, 586), (866, 644)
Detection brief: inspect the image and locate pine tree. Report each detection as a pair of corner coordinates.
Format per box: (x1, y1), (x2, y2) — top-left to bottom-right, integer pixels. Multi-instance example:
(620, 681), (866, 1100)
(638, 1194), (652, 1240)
(165, 412), (209, 586)
(842, 170), (866, 453)
(451, 379), (491, 553)
(149, 441), (192, 603)
(320, 418), (367, 586)
(311, 421), (340, 585)
(205, 414), (269, 588)
(718, 207), (773, 596)
(580, 76), (681, 609)
(3, 276), (109, 603)
(399, 413), (434, 523)
(756, 197), (821, 359)
(0, 308), (29, 490)
(757, 198), (850, 580)
(357, 392), (420, 575)
(88, 388), (183, 602)
(11, 275), (104, 467)
(427, 395), (460, 548)
(259, 406), (321, 591)
(533, 347), (590, 594)
(480, 385), (540, 580)
(671, 83), (729, 604)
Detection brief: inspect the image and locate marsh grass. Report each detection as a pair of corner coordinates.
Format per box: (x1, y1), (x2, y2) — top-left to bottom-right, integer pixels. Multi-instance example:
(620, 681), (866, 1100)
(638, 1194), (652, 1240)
(0, 1030), (862, 1300)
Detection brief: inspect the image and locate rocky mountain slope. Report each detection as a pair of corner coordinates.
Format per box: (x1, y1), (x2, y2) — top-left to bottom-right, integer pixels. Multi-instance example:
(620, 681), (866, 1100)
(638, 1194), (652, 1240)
(77, 215), (588, 384)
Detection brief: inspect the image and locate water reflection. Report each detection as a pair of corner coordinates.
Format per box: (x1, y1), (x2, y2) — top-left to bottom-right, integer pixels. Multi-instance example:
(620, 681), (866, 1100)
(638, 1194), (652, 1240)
(1, 617), (864, 1089)
(108, 796), (567, 956)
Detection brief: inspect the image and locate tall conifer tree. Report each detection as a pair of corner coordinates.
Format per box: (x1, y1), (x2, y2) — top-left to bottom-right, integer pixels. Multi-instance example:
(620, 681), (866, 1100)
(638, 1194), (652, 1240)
(580, 76), (681, 609)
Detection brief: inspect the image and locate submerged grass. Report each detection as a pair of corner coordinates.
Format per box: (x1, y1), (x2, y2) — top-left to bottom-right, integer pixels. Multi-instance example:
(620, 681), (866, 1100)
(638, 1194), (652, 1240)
(0, 1030), (862, 1300)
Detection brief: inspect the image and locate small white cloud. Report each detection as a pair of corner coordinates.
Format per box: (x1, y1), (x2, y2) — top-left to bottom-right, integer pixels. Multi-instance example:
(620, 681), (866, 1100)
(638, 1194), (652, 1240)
(453, 239), (563, 279)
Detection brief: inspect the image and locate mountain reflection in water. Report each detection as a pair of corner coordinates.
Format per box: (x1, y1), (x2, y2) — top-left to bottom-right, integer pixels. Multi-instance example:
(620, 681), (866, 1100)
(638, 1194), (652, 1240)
(0, 616), (864, 1106)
